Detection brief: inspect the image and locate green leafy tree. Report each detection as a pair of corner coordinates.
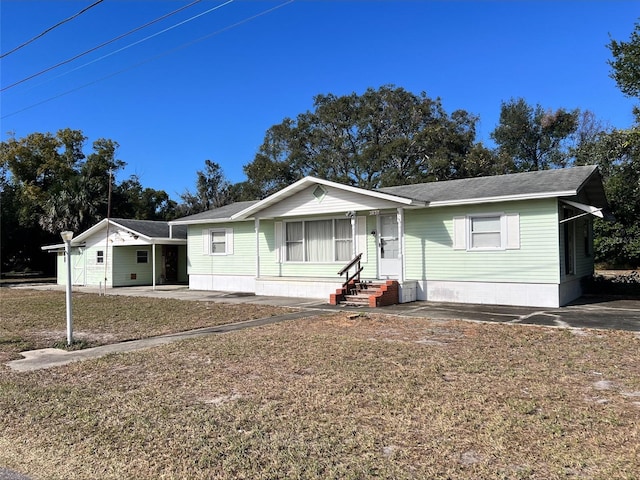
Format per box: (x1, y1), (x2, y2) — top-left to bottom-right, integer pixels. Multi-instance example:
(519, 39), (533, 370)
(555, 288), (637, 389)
(113, 175), (177, 221)
(243, 85), (481, 194)
(178, 160), (231, 215)
(491, 98), (580, 171)
(608, 21), (640, 100)
(1, 130), (126, 272)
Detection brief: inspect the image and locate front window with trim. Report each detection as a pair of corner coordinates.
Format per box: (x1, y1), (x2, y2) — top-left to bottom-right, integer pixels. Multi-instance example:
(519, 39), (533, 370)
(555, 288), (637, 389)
(96, 250), (104, 264)
(136, 250), (148, 264)
(285, 218), (353, 262)
(470, 216), (502, 249)
(210, 230), (226, 255)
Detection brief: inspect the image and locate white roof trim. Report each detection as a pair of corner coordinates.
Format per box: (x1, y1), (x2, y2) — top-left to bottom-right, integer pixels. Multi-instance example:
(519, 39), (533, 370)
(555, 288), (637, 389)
(428, 190), (578, 207)
(231, 176), (421, 220)
(170, 217), (250, 226)
(561, 199), (604, 218)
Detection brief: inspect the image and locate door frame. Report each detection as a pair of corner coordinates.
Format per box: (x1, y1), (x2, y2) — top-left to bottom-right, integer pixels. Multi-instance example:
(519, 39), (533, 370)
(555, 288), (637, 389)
(377, 211), (403, 279)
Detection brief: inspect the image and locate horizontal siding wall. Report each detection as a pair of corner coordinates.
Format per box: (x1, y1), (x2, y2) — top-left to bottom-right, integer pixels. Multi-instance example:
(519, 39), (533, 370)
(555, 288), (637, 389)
(82, 245), (111, 287)
(404, 198), (560, 284)
(574, 217), (594, 277)
(112, 246), (153, 287)
(188, 222), (256, 276)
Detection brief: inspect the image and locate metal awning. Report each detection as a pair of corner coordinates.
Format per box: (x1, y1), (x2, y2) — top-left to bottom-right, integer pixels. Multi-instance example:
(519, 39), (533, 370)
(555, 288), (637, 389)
(560, 199), (604, 224)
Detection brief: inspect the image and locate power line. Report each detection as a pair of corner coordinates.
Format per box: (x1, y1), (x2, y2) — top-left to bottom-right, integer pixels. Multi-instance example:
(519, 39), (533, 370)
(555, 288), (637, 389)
(1, 0), (295, 120)
(47, 0), (235, 87)
(1, 0), (208, 92)
(0, 0), (105, 59)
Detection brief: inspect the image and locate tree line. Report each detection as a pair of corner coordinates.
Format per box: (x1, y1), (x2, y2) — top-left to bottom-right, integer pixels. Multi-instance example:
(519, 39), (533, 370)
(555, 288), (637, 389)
(2, 22), (639, 273)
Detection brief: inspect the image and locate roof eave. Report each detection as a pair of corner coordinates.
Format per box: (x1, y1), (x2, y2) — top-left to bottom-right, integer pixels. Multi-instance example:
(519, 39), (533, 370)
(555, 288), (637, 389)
(428, 190), (577, 207)
(169, 217), (253, 225)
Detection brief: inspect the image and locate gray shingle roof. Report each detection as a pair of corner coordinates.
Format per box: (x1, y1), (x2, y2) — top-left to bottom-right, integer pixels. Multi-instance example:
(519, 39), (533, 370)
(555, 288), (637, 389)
(170, 200), (259, 223)
(378, 165), (601, 204)
(111, 219), (187, 239)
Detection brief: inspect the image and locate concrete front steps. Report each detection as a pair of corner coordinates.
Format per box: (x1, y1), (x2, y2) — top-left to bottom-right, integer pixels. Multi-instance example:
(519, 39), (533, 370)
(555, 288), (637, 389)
(330, 280), (400, 307)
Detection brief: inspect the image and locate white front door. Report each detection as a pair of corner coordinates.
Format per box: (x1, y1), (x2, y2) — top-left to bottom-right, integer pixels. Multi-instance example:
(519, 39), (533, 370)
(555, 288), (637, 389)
(378, 214), (401, 278)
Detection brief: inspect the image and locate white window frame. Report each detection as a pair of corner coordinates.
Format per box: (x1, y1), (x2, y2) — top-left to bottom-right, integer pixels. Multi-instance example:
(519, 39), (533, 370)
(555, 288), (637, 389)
(283, 217), (354, 263)
(453, 213), (520, 251)
(204, 228), (233, 256)
(468, 214), (505, 251)
(96, 250), (104, 264)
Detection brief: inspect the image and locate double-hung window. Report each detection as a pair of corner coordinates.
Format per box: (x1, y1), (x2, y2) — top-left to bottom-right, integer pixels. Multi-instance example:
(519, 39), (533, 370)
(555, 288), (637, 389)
(204, 228), (233, 255)
(211, 230), (226, 254)
(453, 213), (520, 251)
(96, 250), (104, 264)
(285, 218), (353, 262)
(470, 216), (502, 249)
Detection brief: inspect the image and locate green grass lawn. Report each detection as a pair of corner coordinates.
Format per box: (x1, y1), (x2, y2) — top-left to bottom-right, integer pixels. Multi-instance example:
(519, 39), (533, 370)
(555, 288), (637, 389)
(1, 289), (639, 479)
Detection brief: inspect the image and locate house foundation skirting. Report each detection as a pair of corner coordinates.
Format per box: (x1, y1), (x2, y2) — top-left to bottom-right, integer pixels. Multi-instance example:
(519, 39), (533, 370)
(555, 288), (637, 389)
(255, 277), (342, 299)
(418, 280), (566, 308)
(189, 274), (255, 293)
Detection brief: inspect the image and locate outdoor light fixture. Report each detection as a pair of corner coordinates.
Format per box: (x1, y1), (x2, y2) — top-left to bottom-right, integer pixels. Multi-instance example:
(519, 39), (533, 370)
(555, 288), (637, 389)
(61, 231), (74, 346)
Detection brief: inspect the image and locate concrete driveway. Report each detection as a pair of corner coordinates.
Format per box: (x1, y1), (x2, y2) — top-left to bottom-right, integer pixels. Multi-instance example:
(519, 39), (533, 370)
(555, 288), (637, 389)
(11, 284), (640, 332)
(365, 297), (640, 332)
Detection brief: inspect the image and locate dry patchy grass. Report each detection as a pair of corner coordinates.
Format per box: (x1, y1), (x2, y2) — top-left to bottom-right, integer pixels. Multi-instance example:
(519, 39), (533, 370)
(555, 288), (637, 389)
(1, 310), (639, 479)
(0, 288), (289, 362)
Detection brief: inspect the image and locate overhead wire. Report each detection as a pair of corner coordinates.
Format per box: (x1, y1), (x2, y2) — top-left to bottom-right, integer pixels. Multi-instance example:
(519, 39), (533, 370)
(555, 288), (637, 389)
(1, 0), (295, 120)
(45, 0), (235, 87)
(1, 0), (208, 92)
(0, 0), (105, 59)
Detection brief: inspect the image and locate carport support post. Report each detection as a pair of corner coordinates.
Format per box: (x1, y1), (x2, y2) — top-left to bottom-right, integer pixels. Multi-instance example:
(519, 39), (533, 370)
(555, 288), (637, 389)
(152, 243), (156, 290)
(61, 231), (74, 346)
(255, 218), (260, 279)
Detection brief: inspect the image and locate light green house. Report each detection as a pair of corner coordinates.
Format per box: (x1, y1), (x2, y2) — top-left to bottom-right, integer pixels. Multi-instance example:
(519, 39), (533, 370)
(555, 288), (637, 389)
(171, 165), (607, 308)
(42, 218), (187, 288)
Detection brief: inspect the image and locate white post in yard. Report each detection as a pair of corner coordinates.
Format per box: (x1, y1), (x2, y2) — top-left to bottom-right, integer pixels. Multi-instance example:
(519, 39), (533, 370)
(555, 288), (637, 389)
(61, 231), (74, 346)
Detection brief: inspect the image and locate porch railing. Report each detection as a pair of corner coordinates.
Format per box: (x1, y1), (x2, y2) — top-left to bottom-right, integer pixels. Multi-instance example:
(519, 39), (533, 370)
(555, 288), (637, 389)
(338, 253), (363, 291)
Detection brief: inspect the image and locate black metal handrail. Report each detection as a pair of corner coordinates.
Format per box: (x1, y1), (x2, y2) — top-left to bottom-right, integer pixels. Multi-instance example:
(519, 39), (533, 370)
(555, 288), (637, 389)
(338, 253), (363, 289)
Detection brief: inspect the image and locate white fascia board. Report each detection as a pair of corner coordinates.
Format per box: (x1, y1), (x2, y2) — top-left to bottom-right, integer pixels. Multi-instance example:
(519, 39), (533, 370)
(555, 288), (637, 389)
(169, 217), (249, 226)
(231, 176), (421, 220)
(147, 238), (188, 245)
(428, 190), (577, 207)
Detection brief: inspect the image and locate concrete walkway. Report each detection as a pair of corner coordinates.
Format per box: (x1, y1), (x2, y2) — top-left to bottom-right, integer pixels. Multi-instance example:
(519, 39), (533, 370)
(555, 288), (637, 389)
(7, 309), (325, 372)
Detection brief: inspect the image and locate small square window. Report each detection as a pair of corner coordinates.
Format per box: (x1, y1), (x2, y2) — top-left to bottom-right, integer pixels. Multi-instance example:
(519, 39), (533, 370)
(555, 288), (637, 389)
(137, 251), (148, 264)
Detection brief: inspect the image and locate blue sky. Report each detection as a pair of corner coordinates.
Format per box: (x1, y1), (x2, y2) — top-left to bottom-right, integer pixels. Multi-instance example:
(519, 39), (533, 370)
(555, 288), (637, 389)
(1, 1), (637, 201)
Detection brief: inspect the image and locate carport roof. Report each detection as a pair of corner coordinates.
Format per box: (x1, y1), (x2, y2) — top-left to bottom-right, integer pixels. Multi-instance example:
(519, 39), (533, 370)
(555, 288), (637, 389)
(111, 218), (187, 239)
